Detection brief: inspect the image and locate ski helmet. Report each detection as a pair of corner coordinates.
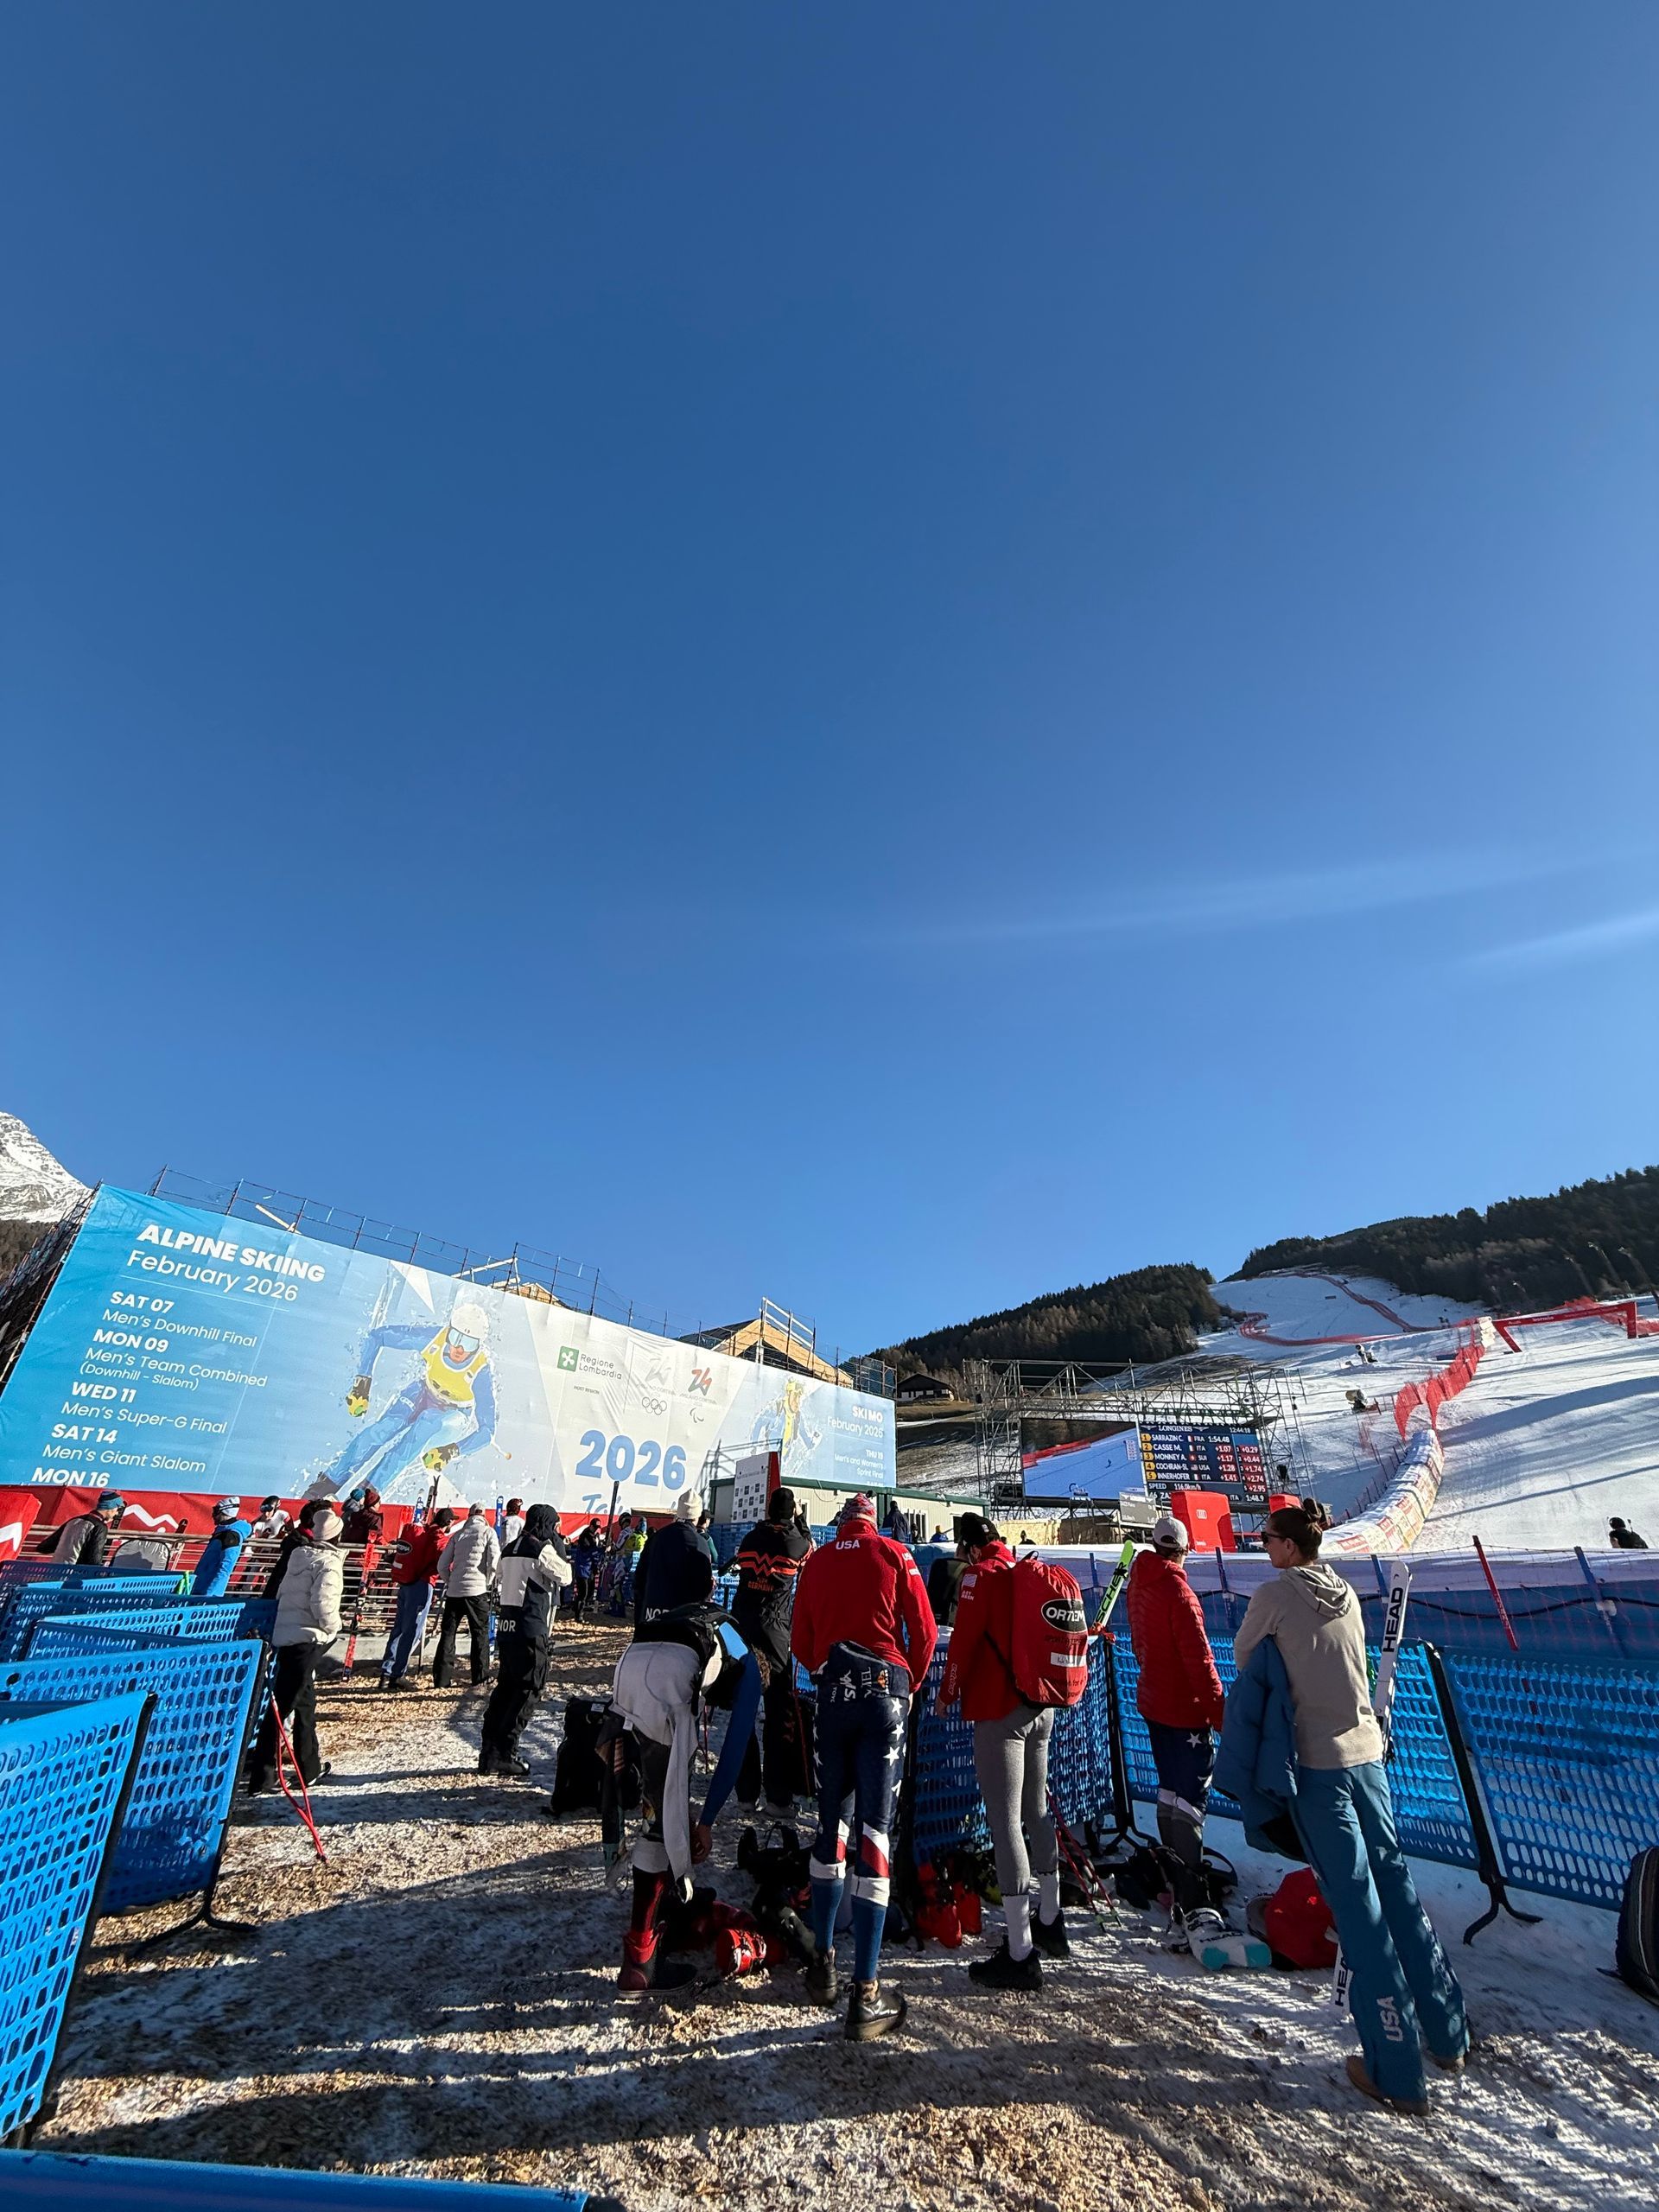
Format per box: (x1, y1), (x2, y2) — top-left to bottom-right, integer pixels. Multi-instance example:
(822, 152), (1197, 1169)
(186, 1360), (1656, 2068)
(449, 1300), (490, 1341)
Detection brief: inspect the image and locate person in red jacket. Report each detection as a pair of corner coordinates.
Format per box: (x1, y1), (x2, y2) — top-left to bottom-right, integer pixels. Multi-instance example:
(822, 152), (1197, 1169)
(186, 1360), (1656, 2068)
(1125, 1515), (1226, 1913)
(939, 1514), (1067, 1990)
(790, 1491), (937, 2042)
(379, 1507), (454, 1689)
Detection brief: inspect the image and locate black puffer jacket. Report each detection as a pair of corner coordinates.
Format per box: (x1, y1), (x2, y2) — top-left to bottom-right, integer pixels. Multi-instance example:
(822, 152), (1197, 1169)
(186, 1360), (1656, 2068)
(497, 1503), (572, 1643)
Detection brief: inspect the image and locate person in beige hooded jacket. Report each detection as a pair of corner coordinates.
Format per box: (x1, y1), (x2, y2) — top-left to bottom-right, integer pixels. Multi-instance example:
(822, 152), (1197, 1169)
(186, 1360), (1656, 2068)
(1230, 1505), (1466, 2116)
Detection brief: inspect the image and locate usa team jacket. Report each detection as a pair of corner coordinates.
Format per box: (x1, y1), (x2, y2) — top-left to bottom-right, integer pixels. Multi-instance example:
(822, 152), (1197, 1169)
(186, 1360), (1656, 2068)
(790, 1513), (938, 1690)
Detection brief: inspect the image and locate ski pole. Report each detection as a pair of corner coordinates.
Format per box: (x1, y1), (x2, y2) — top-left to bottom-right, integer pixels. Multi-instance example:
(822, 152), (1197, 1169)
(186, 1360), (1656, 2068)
(1471, 1534), (1519, 1652)
(1047, 1792), (1116, 1933)
(272, 1707), (327, 1865)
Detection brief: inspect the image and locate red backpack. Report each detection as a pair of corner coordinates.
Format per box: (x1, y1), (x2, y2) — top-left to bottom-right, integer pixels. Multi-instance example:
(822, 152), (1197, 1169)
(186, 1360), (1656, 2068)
(1007, 1556), (1089, 1708)
(1261, 1868), (1337, 1969)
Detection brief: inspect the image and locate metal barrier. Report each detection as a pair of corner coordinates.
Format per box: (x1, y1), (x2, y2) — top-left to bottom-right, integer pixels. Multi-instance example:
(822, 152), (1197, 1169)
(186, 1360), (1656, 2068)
(0, 2149), (611, 2212)
(26, 1599), (276, 1657)
(0, 1690), (151, 2143)
(0, 1637), (267, 1916)
(0, 1580), (200, 1661)
(1438, 1648), (1659, 1910)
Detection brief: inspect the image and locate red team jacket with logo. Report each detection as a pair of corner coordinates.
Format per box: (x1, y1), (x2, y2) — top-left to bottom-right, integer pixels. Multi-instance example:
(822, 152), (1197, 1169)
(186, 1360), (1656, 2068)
(1125, 1549), (1226, 1731)
(790, 1513), (938, 1690)
(939, 1541), (1022, 1722)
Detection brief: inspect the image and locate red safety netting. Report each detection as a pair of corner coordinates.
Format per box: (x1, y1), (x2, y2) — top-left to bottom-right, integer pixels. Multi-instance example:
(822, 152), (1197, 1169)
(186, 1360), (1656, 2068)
(1394, 1326), (1485, 1437)
(1491, 1297), (1644, 1352)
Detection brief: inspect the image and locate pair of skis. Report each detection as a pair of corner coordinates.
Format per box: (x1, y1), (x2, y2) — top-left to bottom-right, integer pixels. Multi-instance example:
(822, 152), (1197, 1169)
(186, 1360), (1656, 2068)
(1330, 1556), (1411, 2012)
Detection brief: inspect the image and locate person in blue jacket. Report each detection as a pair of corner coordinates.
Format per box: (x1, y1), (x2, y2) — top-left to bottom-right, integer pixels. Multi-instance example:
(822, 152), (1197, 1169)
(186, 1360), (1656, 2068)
(1231, 1505), (1467, 2114)
(191, 1498), (251, 1598)
(313, 1299), (499, 1503)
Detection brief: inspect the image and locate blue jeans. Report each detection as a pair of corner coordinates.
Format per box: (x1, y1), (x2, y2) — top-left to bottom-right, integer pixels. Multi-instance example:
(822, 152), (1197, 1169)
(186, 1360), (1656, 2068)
(382, 1580), (433, 1682)
(810, 1644), (910, 1979)
(1294, 1759), (1468, 2102)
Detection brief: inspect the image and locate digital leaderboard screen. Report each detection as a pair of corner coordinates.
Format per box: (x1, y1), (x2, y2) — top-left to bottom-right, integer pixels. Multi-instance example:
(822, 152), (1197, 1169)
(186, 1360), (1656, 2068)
(1138, 1425), (1269, 1505)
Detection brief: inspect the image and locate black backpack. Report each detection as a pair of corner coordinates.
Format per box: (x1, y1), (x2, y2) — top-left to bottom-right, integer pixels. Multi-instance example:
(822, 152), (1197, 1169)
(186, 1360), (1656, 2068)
(1616, 1846), (1659, 2005)
(632, 1602), (748, 1708)
(549, 1694), (612, 1815)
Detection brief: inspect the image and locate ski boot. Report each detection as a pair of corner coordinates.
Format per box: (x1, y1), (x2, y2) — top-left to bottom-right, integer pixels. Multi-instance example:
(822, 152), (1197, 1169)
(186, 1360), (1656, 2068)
(617, 1929), (698, 1995)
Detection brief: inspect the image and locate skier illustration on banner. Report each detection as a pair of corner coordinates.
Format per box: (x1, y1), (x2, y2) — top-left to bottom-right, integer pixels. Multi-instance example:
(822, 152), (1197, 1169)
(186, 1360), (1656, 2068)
(749, 1376), (821, 1480)
(308, 1296), (501, 1504)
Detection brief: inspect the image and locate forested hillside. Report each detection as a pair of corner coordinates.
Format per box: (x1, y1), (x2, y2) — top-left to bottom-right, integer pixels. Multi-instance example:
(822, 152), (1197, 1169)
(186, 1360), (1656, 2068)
(874, 1263), (1222, 1392)
(1241, 1166), (1659, 1311)
(0, 1220), (43, 1281)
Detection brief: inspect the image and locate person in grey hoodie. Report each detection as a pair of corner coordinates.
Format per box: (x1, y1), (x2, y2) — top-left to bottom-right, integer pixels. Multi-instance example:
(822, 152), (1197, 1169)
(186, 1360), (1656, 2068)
(247, 1504), (345, 1791)
(1233, 1505), (1467, 2114)
(433, 1502), (500, 1688)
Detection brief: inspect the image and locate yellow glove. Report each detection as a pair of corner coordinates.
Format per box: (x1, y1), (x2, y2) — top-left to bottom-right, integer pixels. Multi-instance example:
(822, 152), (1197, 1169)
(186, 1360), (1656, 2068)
(346, 1375), (372, 1417)
(422, 1443), (458, 1472)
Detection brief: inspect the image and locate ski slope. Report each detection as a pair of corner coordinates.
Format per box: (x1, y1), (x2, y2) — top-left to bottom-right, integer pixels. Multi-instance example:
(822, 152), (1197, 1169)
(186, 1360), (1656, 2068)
(1428, 1314), (1659, 1549)
(1210, 1269), (1485, 1351)
(1208, 1274), (1659, 1552)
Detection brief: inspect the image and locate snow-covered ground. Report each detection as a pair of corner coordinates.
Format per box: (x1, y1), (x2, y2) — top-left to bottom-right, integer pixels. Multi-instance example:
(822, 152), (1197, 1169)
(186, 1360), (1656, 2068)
(1429, 1315), (1659, 1551)
(41, 1637), (1658, 2212)
(1209, 1271), (1486, 1351)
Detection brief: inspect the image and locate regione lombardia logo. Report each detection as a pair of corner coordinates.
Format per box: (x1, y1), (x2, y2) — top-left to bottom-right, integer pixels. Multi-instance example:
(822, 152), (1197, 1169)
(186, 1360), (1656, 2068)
(557, 1345), (580, 1372)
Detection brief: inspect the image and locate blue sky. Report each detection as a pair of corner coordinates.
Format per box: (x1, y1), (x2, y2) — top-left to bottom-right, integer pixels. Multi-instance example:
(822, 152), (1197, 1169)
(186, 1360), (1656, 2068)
(4, 4), (1657, 1355)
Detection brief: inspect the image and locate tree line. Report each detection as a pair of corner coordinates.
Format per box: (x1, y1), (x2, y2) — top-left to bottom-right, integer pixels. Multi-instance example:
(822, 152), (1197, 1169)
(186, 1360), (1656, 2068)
(0, 1219), (45, 1284)
(1239, 1165), (1659, 1313)
(871, 1262), (1223, 1393)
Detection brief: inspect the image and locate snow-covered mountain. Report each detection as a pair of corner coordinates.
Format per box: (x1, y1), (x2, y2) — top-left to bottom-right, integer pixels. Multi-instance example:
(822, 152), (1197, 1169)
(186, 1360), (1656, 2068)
(0, 1113), (89, 1223)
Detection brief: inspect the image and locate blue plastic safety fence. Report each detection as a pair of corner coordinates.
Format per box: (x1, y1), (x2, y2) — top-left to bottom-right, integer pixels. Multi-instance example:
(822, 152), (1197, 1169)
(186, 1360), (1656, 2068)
(1200, 1571), (1659, 1669)
(1047, 1637), (1117, 1833)
(1439, 1649), (1659, 1909)
(1109, 1634), (1480, 1872)
(25, 1599), (276, 1658)
(0, 2151), (605, 2212)
(910, 1642), (991, 1863)
(0, 1580), (203, 1662)
(1384, 1645), (1482, 1870)
(0, 1560), (185, 1595)
(0, 1637), (267, 1912)
(908, 1632), (1122, 1864)
(0, 1690), (150, 2141)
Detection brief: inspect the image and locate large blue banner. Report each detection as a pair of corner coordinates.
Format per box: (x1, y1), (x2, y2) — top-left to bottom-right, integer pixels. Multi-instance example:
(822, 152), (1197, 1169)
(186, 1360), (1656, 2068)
(0, 1187), (895, 1516)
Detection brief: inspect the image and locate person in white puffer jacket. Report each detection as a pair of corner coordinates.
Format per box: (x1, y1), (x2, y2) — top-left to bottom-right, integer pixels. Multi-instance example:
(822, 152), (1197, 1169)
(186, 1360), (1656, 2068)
(433, 1503), (501, 1688)
(248, 1505), (345, 1792)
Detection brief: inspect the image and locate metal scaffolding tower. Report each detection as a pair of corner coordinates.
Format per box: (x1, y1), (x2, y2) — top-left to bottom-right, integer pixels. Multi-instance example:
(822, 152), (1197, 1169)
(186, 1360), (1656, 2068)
(968, 1353), (1293, 1505)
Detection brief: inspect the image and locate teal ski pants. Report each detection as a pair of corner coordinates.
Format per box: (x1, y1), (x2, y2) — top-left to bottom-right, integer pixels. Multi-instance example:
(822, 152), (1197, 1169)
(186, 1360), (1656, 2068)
(1293, 1758), (1468, 2103)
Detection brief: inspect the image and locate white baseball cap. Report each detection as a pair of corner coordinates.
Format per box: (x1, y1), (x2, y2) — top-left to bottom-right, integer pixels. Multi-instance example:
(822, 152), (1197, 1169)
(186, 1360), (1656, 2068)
(1152, 1515), (1190, 1554)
